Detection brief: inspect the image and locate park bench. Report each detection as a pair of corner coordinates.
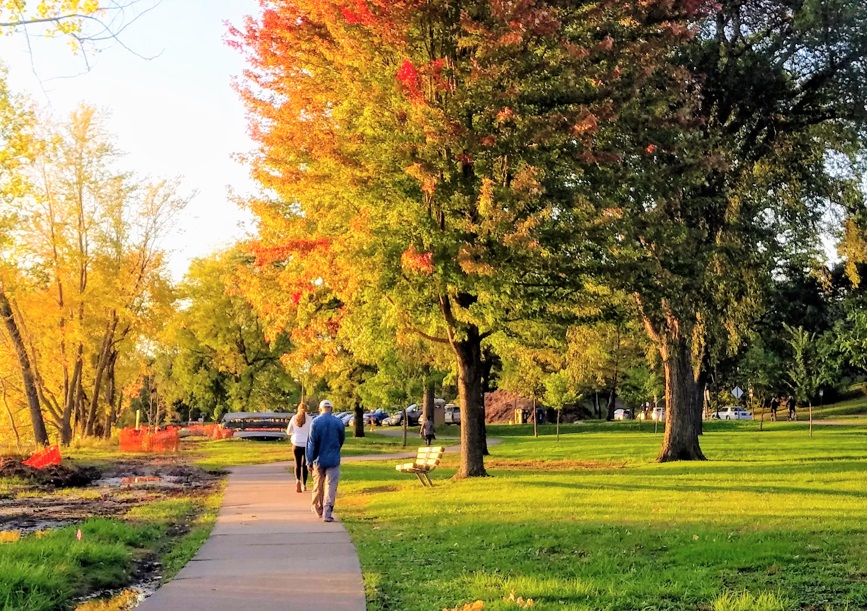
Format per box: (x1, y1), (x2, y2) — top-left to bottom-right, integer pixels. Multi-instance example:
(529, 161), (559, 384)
(395, 446), (445, 486)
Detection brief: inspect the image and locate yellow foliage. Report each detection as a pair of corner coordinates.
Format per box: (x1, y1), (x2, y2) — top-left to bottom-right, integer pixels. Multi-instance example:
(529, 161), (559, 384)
(443, 601), (484, 611)
(0, 530), (21, 543)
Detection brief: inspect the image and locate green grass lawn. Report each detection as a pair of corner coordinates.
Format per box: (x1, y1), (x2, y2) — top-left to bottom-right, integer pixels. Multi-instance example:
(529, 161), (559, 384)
(339, 422), (867, 611)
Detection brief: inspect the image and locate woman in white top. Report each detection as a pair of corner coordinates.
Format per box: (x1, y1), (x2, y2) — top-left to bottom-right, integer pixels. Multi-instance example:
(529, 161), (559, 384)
(287, 403), (312, 493)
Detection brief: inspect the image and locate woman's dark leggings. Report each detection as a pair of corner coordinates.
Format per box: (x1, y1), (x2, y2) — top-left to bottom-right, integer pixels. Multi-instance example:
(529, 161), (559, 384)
(293, 445), (308, 485)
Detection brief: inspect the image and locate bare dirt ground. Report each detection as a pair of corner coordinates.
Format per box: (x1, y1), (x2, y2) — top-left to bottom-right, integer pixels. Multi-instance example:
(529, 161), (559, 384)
(0, 454), (222, 534)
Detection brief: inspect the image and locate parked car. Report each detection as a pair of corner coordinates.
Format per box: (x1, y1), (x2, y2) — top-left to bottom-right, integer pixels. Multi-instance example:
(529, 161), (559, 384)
(363, 409), (389, 425)
(613, 408), (632, 420)
(444, 404), (460, 425)
(711, 406), (753, 420)
(638, 407), (665, 421)
(388, 404), (424, 426)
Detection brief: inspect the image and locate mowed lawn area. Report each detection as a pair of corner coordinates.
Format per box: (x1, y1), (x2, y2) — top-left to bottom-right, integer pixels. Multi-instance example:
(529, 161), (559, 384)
(340, 422), (867, 611)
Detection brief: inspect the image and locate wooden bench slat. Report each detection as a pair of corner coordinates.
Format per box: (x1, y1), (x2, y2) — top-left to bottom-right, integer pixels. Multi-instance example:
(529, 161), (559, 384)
(395, 446), (445, 486)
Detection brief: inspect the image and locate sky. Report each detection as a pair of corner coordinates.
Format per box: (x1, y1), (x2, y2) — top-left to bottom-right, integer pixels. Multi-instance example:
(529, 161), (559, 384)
(0, 0), (260, 280)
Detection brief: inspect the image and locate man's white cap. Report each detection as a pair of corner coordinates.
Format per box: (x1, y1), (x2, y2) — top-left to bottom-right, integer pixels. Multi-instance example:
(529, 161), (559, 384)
(319, 399), (333, 410)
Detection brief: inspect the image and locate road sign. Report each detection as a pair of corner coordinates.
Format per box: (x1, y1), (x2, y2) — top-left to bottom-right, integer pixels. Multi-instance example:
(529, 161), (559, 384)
(732, 386), (744, 399)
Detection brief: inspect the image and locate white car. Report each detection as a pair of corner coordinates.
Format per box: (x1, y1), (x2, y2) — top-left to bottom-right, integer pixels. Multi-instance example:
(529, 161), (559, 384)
(637, 407), (665, 421)
(712, 406), (753, 420)
(613, 409), (632, 420)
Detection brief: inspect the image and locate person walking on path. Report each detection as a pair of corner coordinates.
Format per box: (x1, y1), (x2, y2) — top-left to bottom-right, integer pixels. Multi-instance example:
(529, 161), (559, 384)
(306, 399), (345, 522)
(420, 417), (435, 446)
(287, 402), (311, 493)
(787, 395), (797, 421)
(769, 396), (779, 421)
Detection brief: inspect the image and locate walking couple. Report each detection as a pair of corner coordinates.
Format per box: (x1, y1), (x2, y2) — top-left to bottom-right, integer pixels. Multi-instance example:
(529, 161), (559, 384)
(287, 399), (345, 523)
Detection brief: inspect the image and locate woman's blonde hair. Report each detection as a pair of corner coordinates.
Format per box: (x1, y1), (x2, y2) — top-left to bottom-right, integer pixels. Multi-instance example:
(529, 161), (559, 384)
(296, 403), (308, 427)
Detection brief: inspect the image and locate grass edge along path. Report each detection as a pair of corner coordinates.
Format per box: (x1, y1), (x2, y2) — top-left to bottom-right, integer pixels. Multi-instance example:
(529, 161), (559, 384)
(0, 482), (224, 611)
(338, 423), (867, 611)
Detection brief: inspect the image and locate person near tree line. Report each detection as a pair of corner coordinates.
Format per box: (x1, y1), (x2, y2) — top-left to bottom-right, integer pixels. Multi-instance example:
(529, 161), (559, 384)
(306, 399), (345, 523)
(286, 402), (311, 493)
(420, 417), (435, 446)
(787, 395), (797, 421)
(769, 396), (779, 421)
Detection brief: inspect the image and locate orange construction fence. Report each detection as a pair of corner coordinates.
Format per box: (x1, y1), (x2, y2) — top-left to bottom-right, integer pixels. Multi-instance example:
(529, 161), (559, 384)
(118, 428), (180, 453)
(23, 444), (62, 468)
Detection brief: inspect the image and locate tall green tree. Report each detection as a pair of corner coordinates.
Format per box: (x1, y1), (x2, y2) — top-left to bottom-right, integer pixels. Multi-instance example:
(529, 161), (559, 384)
(583, 0), (867, 460)
(156, 250), (296, 419)
(233, 0), (700, 476)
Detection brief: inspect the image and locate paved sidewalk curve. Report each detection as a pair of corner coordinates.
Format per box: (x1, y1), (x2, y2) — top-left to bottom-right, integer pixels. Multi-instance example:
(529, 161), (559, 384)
(136, 461), (366, 611)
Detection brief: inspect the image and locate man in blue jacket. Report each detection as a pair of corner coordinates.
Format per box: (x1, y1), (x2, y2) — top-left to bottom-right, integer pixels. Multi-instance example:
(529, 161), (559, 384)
(306, 399), (345, 522)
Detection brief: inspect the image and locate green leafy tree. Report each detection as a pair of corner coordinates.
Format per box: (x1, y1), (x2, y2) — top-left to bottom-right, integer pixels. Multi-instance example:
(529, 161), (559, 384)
(588, 0), (867, 460)
(232, 0), (698, 476)
(156, 250), (296, 419)
(543, 370), (578, 441)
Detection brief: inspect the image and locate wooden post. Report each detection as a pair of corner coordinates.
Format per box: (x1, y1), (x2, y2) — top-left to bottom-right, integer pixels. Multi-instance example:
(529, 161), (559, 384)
(532, 396), (538, 438)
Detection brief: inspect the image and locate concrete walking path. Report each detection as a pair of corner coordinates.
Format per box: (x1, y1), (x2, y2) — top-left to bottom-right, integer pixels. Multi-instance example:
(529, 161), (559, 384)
(135, 436), (496, 610)
(136, 460), (367, 611)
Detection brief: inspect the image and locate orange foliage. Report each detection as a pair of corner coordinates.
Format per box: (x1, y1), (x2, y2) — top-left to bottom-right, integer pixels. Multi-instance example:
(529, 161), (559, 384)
(401, 245), (434, 275)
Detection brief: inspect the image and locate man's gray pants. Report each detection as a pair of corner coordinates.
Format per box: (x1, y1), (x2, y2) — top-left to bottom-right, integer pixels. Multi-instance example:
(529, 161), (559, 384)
(311, 465), (340, 519)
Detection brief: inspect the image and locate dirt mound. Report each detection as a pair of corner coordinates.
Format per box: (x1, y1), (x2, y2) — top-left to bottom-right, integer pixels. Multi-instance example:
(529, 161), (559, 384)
(0, 455), (99, 488)
(484, 390), (535, 423)
(483, 390), (595, 423)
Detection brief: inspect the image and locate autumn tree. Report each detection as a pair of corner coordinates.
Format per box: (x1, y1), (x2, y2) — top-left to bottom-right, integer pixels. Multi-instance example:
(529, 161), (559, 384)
(155, 249), (296, 420)
(0, 104), (185, 443)
(0, 70), (49, 445)
(233, 0), (702, 476)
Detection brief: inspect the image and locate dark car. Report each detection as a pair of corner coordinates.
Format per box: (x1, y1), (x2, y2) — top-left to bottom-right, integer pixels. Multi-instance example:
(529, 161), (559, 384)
(363, 409), (389, 425)
(387, 404), (423, 426)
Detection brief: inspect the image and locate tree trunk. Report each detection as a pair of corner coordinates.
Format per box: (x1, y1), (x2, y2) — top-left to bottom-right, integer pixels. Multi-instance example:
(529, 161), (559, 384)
(62, 345), (83, 443)
(606, 326), (621, 420)
(453, 327), (488, 477)
(85, 316), (117, 436)
(0, 379), (22, 452)
(657, 336), (706, 462)
(102, 350), (118, 439)
(0, 290), (49, 446)
(422, 376), (435, 422)
(353, 401), (365, 438)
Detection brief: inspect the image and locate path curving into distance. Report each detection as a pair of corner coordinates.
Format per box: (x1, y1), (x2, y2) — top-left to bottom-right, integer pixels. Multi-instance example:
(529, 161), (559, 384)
(135, 434), (496, 611)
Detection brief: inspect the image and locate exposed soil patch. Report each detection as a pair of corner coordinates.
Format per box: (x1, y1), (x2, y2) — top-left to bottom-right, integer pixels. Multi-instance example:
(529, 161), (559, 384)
(0, 455), (100, 489)
(0, 454), (220, 535)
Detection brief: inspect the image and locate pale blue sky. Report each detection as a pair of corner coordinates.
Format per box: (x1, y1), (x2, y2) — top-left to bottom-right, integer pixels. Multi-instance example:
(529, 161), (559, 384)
(1, 0), (260, 280)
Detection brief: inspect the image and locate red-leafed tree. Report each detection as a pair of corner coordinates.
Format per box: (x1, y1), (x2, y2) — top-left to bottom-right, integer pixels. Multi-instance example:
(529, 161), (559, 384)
(231, 0), (703, 475)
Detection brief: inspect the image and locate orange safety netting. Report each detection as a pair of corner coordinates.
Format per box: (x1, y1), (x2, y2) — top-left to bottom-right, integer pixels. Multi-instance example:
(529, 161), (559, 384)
(211, 427), (234, 439)
(23, 445), (62, 468)
(118, 428), (180, 453)
(181, 424), (222, 437)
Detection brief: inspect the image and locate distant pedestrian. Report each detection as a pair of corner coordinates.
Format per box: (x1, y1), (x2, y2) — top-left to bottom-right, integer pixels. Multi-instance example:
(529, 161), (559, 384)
(769, 396), (779, 421)
(306, 399), (345, 522)
(786, 395), (797, 421)
(420, 417), (435, 446)
(286, 403), (311, 493)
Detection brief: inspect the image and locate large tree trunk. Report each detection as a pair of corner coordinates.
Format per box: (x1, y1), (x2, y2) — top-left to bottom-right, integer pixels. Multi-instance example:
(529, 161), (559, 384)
(657, 335), (706, 462)
(0, 290), (49, 446)
(453, 327), (488, 477)
(353, 400), (365, 438)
